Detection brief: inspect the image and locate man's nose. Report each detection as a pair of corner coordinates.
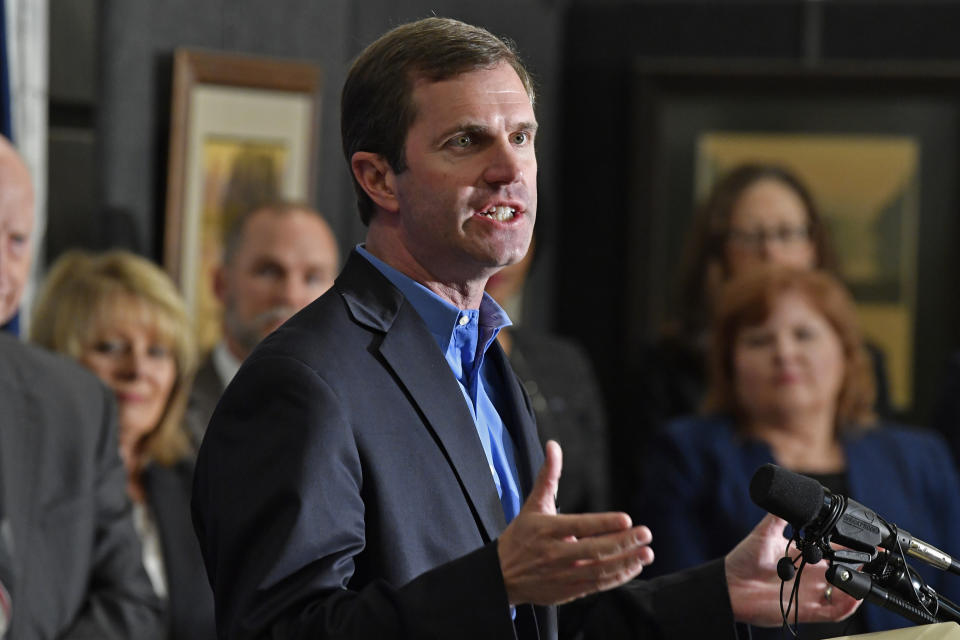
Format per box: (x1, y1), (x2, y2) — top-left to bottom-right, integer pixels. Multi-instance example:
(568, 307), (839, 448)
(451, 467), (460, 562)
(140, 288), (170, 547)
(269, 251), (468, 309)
(278, 277), (309, 310)
(482, 140), (525, 186)
(0, 234), (8, 275)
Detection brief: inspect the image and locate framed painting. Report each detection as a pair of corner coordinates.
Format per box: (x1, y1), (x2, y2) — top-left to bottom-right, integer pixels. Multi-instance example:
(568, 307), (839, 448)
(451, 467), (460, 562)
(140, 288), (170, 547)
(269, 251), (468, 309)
(164, 48), (321, 354)
(629, 61), (960, 416)
(695, 132), (920, 409)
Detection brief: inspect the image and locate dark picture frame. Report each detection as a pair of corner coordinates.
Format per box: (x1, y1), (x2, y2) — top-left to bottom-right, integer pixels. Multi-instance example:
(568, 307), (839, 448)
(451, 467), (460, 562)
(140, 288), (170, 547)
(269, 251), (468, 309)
(628, 60), (960, 418)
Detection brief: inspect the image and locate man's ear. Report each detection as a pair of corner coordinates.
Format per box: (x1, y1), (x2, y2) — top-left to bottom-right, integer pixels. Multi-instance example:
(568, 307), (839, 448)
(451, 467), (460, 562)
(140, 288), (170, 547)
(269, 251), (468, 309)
(351, 152), (400, 213)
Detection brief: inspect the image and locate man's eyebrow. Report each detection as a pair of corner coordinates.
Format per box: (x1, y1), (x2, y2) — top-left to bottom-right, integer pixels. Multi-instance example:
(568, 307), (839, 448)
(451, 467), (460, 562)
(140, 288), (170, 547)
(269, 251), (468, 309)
(514, 120), (538, 134)
(435, 122), (489, 142)
(435, 120), (539, 144)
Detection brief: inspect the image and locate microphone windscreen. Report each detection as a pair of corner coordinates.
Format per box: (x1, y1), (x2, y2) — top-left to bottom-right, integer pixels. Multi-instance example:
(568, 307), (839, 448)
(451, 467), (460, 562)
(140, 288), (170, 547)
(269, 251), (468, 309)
(749, 464), (824, 528)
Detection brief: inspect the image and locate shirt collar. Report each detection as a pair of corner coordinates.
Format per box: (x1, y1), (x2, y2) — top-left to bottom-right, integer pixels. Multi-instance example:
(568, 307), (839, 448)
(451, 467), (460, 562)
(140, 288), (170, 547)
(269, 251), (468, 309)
(355, 245), (512, 352)
(212, 340), (243, 387)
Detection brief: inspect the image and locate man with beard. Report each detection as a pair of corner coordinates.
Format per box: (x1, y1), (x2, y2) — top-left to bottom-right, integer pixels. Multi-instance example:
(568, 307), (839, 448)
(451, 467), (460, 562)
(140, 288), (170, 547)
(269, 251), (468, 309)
(185, 202), (339, 445)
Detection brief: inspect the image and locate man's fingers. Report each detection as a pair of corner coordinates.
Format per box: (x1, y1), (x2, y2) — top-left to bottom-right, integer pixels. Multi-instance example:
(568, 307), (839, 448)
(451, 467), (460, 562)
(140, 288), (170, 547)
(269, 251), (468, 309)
(755, 513), (788, 537)
(540, 524), (652, 567)
(524, 440), (563, 515)
(544, 536), (653, 602)
(545, 512), (636, 539)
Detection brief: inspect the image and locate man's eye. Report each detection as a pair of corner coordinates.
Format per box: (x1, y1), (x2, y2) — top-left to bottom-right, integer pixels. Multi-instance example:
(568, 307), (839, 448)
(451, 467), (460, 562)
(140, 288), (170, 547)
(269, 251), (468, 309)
(255, 264), (283, 278)
(512, 132), (529, 145)
(450, 134), (472, 148)
(304, 270), (330, 286)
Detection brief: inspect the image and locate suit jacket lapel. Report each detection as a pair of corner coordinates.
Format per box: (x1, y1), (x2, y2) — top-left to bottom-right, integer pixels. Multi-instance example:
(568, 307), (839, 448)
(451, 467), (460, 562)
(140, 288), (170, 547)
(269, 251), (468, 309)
(378, 308), (508, 541)
(338, 253), (508, 542)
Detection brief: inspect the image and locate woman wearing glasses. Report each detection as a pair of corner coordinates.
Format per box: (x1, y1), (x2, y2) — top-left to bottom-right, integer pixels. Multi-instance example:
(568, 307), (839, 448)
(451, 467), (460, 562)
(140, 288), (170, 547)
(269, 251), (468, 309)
(629, 164), (892, 448)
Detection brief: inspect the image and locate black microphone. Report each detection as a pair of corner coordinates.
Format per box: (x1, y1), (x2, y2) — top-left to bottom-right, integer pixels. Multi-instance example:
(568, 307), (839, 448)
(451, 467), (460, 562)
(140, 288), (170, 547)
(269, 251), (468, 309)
(750, 463), (960, 576)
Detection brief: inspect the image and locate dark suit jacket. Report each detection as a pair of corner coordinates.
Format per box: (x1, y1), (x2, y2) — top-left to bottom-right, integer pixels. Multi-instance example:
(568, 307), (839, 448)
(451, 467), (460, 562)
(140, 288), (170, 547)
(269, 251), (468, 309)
(0, 334), (162, 639)
(142, 460), (216, 640)
(184, 354), (225, 449)
(193, 251), (737, 640)
(507, 328), (610, 513)
(633, 414), (960, 635)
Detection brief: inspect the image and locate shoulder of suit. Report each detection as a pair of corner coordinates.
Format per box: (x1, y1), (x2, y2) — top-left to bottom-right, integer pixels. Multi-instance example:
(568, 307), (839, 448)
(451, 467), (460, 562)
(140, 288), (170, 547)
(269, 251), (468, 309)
(0, 334), (102, 394)
(662, 413), (735, 444)
(853, 420), (949, 452)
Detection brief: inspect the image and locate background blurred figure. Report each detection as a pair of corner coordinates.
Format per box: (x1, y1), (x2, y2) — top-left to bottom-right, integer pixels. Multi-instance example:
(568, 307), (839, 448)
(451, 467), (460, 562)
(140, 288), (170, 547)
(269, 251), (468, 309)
(485, 239), (610, 513)
(32, 249), (214, 640)
(632, 266), (960, 637)
(929, 352), (960, 466)
(622, 163), (892, 505)
(186, 202), (339, 445)
(0, 136), (162, 639)
(0, 136), (33, 335)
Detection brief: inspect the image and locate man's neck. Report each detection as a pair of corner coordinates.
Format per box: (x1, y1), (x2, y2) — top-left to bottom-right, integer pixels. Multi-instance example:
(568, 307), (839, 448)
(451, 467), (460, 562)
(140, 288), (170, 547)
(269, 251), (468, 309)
(364, 234), (488, 309)
(213, 340), (245, 388)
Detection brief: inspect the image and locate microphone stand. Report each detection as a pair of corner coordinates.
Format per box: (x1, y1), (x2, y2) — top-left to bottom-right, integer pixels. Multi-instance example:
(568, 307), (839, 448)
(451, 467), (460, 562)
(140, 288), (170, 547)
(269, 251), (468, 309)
(823, 550), (960, 626)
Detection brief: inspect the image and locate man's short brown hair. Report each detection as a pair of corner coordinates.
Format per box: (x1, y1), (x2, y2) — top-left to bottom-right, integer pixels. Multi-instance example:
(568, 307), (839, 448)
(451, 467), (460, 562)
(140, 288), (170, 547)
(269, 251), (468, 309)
(341, 17), (535, 225)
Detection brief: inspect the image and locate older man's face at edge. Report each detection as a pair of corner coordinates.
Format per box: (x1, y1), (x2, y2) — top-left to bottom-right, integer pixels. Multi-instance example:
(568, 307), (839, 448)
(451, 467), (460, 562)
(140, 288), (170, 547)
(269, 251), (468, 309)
(390, 62), (538, 282)
(0, 145), (34, 325)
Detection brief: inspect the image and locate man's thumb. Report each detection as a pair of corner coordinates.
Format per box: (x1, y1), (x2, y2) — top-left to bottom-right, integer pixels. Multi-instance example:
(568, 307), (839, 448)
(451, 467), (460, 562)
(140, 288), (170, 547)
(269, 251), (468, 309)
(525, 440), (562, 515)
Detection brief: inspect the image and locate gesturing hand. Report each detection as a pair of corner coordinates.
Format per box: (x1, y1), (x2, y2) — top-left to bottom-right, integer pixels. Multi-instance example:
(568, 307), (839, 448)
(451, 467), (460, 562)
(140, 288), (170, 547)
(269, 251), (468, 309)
(497, 440), (654, 606)
(726, 513), (861, 627)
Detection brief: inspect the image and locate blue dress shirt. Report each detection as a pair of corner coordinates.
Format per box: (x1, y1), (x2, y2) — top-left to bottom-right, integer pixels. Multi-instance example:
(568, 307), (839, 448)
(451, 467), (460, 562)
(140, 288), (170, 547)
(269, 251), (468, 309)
(357, 246), (522, 523)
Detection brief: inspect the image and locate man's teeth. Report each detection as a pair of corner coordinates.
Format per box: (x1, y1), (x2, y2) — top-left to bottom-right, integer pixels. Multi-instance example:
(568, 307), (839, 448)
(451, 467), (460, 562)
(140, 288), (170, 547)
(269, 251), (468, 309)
(479, 206), (516, 221)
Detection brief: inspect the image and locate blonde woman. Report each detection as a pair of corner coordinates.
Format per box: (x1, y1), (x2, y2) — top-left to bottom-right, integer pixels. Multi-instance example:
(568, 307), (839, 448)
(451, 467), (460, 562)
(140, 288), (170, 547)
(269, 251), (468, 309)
(32, 249), (214, 640)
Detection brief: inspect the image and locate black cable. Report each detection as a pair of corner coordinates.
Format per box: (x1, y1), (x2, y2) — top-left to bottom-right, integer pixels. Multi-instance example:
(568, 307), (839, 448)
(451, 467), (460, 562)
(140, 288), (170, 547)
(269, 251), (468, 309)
(778, 537), (804, 639)
(886, 518), (939, 619)
(792, 561), (805, 637)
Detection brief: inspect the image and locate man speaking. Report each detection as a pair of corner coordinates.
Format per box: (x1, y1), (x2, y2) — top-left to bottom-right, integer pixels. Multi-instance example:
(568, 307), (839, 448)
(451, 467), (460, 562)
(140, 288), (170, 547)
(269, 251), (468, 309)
(192, 17), (857, 638)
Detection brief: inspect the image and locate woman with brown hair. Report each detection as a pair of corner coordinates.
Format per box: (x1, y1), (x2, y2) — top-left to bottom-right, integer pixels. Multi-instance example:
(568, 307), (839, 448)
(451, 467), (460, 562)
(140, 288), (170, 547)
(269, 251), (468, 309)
(632, 266), (960, 637)
(31, 249), (215, 640)
(635, 163), (891, 435)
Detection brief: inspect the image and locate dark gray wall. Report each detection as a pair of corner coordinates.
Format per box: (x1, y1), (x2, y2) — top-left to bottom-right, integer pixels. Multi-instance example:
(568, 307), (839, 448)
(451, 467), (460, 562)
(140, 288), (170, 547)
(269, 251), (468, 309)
(96, 0), (354, 256)
(48, 0), (563, 330)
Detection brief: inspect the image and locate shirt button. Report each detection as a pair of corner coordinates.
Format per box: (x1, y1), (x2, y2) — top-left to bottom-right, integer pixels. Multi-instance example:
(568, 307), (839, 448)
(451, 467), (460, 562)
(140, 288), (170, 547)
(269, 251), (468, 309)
(458, 315), (469, 326)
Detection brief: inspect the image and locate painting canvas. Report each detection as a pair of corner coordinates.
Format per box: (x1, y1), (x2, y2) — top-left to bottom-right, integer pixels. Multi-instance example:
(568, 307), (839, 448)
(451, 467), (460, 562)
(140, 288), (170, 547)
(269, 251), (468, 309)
(194, 137), (289, 350)
(695, 132), (920, 407)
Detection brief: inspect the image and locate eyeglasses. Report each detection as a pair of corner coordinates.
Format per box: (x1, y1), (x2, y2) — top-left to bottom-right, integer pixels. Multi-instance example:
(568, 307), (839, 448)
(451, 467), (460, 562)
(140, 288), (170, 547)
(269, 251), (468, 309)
(726, 225), (810, 250)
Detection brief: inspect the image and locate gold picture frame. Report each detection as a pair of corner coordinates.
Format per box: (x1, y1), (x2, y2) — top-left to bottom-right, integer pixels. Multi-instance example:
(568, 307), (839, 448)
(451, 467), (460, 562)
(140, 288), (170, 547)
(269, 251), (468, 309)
(163, 48), (321, 353)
